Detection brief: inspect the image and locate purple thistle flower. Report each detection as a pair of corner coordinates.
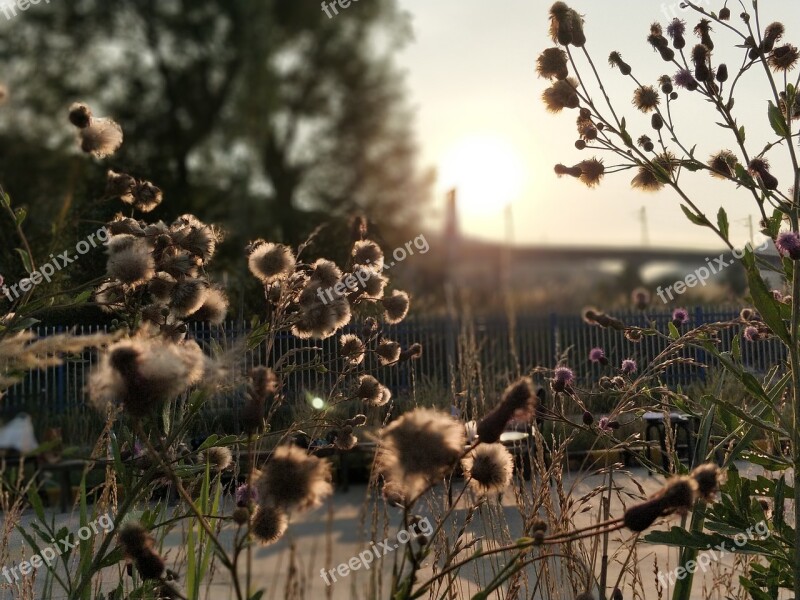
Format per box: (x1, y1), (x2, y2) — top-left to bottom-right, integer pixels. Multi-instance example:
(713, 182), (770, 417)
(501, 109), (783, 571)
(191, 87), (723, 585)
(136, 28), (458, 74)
(776, 231), (800, 260)
(235, 483), (259, 507)
(621, 359), (637, 375)
(598, 417), (613, 432)
(674, 69), (698, 90)
(666, 19), (686, 39)
(589, 347), (607, 364)
(552, 366), (575, 393)
(743, 326), (760, 342)
(672, 308), (689, 325)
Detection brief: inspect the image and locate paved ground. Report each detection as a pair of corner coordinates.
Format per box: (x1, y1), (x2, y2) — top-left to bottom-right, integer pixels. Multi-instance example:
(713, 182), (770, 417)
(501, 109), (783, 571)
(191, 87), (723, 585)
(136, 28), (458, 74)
(0, 464), (779, 599)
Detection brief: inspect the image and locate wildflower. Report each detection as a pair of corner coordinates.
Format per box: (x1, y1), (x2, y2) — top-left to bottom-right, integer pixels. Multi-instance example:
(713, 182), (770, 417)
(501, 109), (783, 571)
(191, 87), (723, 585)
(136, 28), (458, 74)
(637, 135), (654, 152)
(477, 377), (536, 443)
(88, 335), (205, 416)
(79, 117), (124, 159)
(666, 18), (686, 49)
(690, 463), (720, 501)
(776, 231), (800, 259)
(68, 102), (92, 129)
(462, 444), (514, 495)
(542, 78), (580, 112)
(118, 523), (165, 580)
(674, 69), (699, 91)
(708, 150), (737, 179)
(377, 408), (466, 499)
(352, 240), (384, 270)
(248, 241), (296, 284)
(631, 166), (664, 192)
(359, 268), (387, 299)
(309, 259), (342, 288)
(625, 329), (643, 342)
(762, 22), (785, 52)
(340, 334), (365, 365)
(537, 48), (569, 80)
(588, 347), (607, 365)
(623, 476), (698, 532)
(257, 445), (332, 512)
(621, 359), (637, 375)
(356, 375), (391, 406)
(172, 223), (219, 263)
(693, 19), (714, 50)
(251, 505), (288, 545)
(190, 287), (228, 325)
(333, 425), (358, 451)
(399, 342), (423, 362)
(658, 74), (673, 94)
(382, 290), (410, 324)
(577, 159), (604, 187)
(608, 52), (632, 75)
(548, 2), (585, 47)
(235, 483), (259, 507)
(770, 44), (799, 72)
(748, 158), (779, 190)
(648, 23), (675, 61)
(170, 278), (210, 317)
(631, 287), (650, 309)
(292, 291), (351, 340)
(552, 366), (574, 393)
(744, 324), (764, 341)
(633, 86), (660, 113)
(672, 307), (689, 326)
(107, 241), (155, 286)
(691, 44), (711, 81)
(577, 115), (597, 141)
(377, 338), (401, 365)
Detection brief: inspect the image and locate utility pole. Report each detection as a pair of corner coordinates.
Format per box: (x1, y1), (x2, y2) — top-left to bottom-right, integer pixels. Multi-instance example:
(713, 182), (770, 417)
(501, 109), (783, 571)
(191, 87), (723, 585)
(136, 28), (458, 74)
(639, 206), (650, 247)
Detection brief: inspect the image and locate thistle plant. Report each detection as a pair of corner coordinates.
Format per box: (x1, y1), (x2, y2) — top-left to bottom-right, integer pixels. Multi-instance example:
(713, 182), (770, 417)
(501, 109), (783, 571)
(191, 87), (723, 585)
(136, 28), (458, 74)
(537, 1), (800, 597)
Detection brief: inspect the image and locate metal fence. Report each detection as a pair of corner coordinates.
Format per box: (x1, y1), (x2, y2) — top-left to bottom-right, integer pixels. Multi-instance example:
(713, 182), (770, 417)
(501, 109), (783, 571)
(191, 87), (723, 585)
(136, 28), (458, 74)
(0, 306), (785, 418)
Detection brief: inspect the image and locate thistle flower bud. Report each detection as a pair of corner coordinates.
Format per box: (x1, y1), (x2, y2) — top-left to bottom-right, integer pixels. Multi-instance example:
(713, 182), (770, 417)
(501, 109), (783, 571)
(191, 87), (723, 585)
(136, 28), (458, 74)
(716, 63), (729, 82)
(693, 19), (714, 51)
(582, 411), (594, 425)
(718, 7), (730, 21)
(651, 114), (664, 130)
(608, 52), (632, 76)
(748, 158), (779, 191)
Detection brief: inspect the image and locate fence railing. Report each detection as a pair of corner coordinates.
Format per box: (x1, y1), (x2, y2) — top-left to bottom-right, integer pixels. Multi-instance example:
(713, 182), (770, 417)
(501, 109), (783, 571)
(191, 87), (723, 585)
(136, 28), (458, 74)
(0, 307), (784, 418)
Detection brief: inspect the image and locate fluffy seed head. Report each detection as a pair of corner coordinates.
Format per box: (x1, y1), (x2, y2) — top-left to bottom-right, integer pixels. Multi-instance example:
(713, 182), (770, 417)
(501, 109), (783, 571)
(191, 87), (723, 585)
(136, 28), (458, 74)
(376, 338), (401, 365)
(542, 78), (580, 112)
(310, 259), (343, 288)
(633, 86), (660, 113)
(339, 334), (365, 366)
(462, 444), (514, 495)
(256, 445), (333, 512)
(352, 240), (384, 270)
(170, 278), (210, 317)
(382, 290), (410, 324)
(708, 150), (738, 179)
(537, 47), (569, 80)
(68, 102), (92, 128)
(107, 241), (155, 286)
(251, 505), (288, 545)
(248, 242), (296, 283)
(189, 287), (228, 325)
(79, 117), (123, 158)
(206, 446), (233, 471)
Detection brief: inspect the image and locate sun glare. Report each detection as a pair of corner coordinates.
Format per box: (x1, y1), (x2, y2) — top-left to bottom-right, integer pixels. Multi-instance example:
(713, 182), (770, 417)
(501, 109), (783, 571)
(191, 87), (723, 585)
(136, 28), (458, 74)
(438, 136), (526, 216)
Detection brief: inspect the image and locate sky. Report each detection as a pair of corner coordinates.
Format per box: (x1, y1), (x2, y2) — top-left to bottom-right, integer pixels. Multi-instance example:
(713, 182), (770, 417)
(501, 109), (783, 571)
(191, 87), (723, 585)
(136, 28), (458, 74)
(396, 0), (800, 250)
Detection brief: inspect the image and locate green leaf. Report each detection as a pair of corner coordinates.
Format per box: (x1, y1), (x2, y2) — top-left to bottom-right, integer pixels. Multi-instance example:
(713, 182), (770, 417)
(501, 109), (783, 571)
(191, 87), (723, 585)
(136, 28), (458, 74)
(742, 249), (791, 344)
(15, 248), (33, 273)
(716, 207), (729, 240)
(668, 321), (681, 340)
(768, 101), (790, 137)
(680, 204), (709, 227)
(14, 207), (26, 226)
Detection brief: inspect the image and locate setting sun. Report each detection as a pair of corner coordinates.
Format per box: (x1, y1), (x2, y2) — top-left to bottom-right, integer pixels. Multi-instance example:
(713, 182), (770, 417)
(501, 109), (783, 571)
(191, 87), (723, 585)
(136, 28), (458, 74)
(438, 135), (526, 216)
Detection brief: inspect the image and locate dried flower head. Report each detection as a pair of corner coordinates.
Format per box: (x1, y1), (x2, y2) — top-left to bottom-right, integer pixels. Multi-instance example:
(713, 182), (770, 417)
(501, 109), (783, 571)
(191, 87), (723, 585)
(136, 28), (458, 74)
(378, 408), (466, 499)
(577, 158), (605, 187)
(693, 19), (714, 50)
(476, 377), (536, 443)
(107, 240), (155, 286)
(256, 445), (333, 512)
(549, 2), (585, 47)
(251, 505), (288, 545)
(770, 44), (799, 72)
(68, 102), (92, 128)
(542, 78), (580, 112)
(631, 165), (664, 192)
(190, 287), (228, 325)
(462, 444), (514, 495)
(248, 242), (296, 283)
(206, 446), (233, 472)
(708, 150), (738, 179)
(748, 158), (779, 190)
(309, 259), (343, 288)
(537, 47), (569, 80)
(633, 86), (660, 113)
(356, 374), (391, 406)
(608, 52), (632, 75)
(79, 117), (124, 158)
(171, 278), (210, 317)
(377, 338), (402, 365)
(340, 333), (366, 366)
(382, 290), (410, 324)
(690, 463), (720, 501)
(776, 231), (800, 259)
(88, 334), (205, 416)
(118, 522), (165, 580)
(352, 240), (384, 270)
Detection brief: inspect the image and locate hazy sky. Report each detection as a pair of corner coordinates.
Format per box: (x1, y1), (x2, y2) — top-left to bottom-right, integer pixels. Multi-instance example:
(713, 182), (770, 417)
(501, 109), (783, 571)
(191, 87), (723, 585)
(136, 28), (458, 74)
(397, 0), (799, 250)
